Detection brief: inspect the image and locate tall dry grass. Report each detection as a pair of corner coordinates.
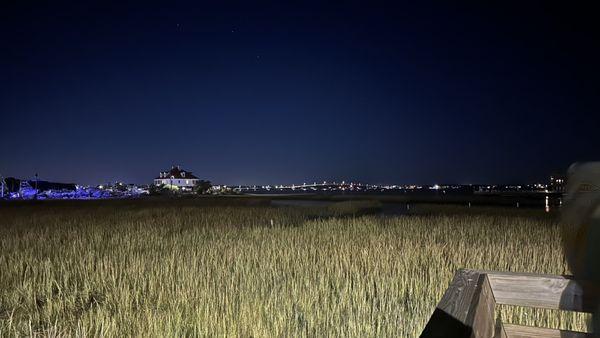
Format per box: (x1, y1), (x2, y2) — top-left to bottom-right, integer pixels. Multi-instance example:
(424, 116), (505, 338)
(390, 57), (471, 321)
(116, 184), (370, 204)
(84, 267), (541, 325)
(0, 201), (589, 336)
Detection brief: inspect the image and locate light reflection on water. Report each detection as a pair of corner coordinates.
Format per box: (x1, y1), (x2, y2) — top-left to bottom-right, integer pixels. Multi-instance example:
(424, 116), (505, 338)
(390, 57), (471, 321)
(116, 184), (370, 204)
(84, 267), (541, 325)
(544, 195), (563, 213)
(273, 195), (564, 213)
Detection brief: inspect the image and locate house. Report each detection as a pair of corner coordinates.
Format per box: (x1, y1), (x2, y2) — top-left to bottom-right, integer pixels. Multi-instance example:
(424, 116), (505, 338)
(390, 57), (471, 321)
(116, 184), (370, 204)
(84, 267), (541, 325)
(154, 166), (200, 191)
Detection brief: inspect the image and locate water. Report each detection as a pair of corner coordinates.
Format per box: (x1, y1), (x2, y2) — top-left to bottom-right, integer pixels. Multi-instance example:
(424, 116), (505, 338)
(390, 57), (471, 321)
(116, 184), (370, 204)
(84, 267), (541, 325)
(271, 195), (563, 214)
(270, 199), (409, 216)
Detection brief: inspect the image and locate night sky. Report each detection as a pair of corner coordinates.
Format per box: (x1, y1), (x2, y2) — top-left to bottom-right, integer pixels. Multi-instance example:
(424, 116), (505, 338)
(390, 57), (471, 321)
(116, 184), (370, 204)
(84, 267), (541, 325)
(1, 1), (599, 186)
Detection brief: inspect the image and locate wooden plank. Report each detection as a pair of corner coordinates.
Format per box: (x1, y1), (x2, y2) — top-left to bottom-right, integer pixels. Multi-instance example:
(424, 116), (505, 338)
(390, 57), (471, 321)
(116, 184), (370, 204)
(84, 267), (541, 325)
(484, 270), (599, 313)
(421, 269), (496, 337)
(494, 317), (507, 338)
(469, 274), (496, 338)
(503, 324), (592, 338)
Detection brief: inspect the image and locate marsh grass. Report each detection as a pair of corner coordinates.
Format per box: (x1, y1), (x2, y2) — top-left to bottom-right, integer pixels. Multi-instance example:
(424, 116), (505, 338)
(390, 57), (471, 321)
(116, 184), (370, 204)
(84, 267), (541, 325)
(0, 200), (589, 336)
(327, 200), (383, 216)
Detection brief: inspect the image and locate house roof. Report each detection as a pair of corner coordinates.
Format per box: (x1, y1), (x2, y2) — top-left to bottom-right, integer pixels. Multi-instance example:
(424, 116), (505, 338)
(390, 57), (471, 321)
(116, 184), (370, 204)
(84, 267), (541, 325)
(155, 166), (199, 180)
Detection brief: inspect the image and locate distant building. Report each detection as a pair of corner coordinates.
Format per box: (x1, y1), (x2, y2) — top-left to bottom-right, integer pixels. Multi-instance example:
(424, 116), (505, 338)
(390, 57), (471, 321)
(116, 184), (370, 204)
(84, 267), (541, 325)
(549, 174), (566, 193)
(154, 166), (199, 191)
(2, 177), (76, 193)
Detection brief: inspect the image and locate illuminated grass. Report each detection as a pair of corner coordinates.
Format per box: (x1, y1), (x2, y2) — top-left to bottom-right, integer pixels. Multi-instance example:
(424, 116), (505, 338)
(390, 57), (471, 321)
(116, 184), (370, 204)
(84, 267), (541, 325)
(0, 202), (589, 336)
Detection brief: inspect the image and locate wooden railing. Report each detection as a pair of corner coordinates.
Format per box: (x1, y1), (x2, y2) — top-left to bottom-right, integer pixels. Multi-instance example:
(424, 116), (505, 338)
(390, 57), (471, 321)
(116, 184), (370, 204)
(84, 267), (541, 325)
(421, 269), (598, 338)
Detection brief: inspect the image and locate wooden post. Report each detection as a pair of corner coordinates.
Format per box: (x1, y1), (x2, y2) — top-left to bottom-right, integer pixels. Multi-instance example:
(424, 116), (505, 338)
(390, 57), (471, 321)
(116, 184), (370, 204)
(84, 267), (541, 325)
(421, 269), (496, 338)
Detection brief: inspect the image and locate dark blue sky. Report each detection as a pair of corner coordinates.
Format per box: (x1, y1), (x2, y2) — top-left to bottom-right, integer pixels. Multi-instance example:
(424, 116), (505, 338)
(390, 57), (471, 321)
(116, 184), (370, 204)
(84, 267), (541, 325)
(1, 1), (599, 185)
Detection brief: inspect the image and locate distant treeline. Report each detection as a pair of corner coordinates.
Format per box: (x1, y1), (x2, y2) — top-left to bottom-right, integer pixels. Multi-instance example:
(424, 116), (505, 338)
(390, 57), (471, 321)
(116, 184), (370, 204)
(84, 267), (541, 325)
(3, 177), (76, 193)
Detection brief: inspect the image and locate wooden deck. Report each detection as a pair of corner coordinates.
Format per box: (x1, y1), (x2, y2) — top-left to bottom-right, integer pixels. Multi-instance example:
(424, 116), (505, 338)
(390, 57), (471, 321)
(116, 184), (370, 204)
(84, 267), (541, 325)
(421, 269), (598, 338)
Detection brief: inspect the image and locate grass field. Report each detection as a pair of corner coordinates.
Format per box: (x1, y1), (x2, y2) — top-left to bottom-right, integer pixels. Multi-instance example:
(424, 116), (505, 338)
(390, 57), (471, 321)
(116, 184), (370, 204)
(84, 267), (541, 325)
(0, 198), (590, 336)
